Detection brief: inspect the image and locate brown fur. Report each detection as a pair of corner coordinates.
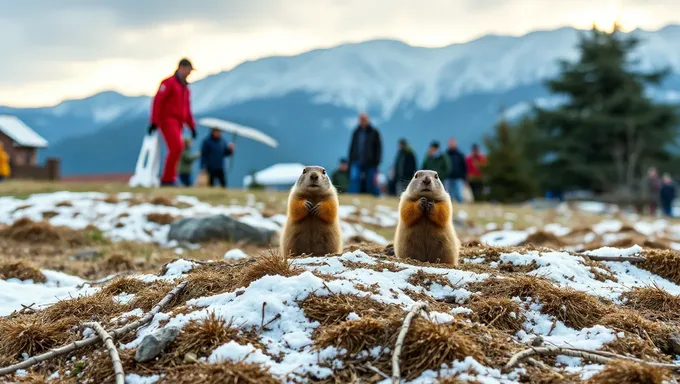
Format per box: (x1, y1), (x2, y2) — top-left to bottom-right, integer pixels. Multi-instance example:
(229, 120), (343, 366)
(280, 165), (343, 256)
(394, 170), (460, 265)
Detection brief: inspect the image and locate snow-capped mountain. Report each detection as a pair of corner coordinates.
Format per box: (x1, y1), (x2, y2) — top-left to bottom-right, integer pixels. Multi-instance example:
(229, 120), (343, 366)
(3, 25), (680, 184)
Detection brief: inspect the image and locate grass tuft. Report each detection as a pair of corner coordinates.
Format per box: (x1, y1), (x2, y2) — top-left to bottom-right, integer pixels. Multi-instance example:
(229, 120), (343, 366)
(0, 260), (46, 283)
(585, 360), (668, 384)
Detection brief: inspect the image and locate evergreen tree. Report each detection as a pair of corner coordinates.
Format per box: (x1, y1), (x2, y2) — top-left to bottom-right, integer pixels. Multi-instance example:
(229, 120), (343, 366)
(533, 25), (678, 195)
(483, 116), (539, 203)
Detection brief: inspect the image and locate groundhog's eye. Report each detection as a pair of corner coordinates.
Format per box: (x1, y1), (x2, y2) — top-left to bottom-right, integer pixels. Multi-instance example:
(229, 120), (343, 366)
(322, 169), (326, 175)
(434, 174), (439, 179)
(415, 173), (419, 178)
(302, 169), (307, 174)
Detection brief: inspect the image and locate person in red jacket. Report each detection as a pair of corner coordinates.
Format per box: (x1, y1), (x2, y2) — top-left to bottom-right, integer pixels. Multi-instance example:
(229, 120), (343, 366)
(465, 143), (487, 201)
(148, 58), (197, 186)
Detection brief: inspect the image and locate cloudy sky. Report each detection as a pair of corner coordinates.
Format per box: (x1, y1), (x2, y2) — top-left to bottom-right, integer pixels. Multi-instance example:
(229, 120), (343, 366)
(2, 0), (678, 107)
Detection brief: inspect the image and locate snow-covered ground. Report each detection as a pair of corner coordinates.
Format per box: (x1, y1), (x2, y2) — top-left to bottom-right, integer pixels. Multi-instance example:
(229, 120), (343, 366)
(0, 191), (390, 246)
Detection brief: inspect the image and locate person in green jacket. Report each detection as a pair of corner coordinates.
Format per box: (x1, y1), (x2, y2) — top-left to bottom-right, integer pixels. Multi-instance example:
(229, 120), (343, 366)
(178, 137), (200, 187)
(331, 158), (350, 193)
(421, 141), (451, 182)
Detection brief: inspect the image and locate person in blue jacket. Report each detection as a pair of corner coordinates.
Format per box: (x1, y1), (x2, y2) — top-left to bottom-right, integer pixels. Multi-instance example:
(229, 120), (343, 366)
(200, 128), (236, 188)
(659, 173), (676, 217)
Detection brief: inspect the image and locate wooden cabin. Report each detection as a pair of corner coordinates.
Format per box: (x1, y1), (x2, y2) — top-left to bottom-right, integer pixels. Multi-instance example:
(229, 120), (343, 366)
(0, 115), (60, 180)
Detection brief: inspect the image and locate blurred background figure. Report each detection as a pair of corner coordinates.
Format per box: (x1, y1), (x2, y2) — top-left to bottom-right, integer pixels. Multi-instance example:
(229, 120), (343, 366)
(445, 138), (467, 203)
(421, 141), (450, 183)
(0, 142), (9, 182)
(201, 128), (236, 188)
(331, 158), (350, 193)
(466, 144), (487, 201)
(660, 173), (676, 217)
(178, 137), (200, 187)
(347, 113), (382, 196)
(392, 138), (417, 195)
(645, 167), (660, 215)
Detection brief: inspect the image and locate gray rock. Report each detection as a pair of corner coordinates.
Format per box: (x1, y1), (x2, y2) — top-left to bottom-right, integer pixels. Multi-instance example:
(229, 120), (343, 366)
(669, 333), (680, 355)
(167, 214), (276, 245)
(134, 326), (181, 363)
(72, 249), (101, 261)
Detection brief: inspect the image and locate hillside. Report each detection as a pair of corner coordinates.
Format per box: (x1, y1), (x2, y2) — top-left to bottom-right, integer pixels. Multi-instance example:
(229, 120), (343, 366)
(0, 187), (680, 383)
(3, 25), (680, 184)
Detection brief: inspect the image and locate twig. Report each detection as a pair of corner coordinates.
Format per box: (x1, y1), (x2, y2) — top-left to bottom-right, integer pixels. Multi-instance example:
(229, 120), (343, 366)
(503, 346), (680, 373)
(0, 281), (187, 376)
(392, 301), (428, 384)
(583, 255), (646, 263)
(83, 322), (124, 384)
(76, 272), (133, 289)
(258, 302), (267, 336)
(366, 362), (390, 380)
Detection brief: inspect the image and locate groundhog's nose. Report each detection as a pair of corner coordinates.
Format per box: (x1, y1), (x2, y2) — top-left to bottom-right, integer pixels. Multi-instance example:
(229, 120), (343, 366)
(422, 177), (432, 185)
(310, 173), (319, 181)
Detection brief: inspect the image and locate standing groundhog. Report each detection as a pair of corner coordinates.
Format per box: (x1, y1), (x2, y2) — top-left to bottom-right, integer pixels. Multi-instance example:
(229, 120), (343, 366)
(394, 170), (460, 265)
(280, 165), (343, 256)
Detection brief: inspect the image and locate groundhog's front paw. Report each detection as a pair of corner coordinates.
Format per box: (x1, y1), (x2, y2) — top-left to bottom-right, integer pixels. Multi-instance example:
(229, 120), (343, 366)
(309, 204), (320, 216)
(305, 200), (315, 212)
(418, 197), (434, 213)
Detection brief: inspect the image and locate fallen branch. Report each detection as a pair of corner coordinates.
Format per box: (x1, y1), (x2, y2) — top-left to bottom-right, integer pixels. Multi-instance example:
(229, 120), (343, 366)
(503, 346), (680, 373)
(83, 322), (124, 384)
(392, 301), (428, 384)
(0, 280), (187, 376)
(583, 255), (646, 263)
(76, 272), (133, 289)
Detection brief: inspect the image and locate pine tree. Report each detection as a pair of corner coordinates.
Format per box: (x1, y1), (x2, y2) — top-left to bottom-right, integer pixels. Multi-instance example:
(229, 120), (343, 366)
(533, 25), (678, 196)
(483, 116), (538, 203)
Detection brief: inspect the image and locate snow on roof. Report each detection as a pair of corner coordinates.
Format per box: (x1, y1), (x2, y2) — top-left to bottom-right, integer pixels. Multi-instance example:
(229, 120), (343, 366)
(243, 163), (304, 187)
(0, 115), (48, 148)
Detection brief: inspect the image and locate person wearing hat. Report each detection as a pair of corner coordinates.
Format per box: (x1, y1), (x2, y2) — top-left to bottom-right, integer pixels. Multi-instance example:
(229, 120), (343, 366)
(331, 158), (350, 193)
(421, 140), (451, 184)
(148, 58), (198, 186)
(392, 138), (417, 194)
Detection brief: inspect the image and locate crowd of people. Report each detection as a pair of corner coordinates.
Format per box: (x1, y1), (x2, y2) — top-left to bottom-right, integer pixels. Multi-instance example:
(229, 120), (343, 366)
(645, 167), (677, 217)
(331, 113), (488, 203)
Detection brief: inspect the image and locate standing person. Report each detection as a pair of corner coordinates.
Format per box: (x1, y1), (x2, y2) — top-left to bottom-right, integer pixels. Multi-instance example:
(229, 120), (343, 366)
(393, 138), (417, 194)
(466, 143), (487, 201)
(645, 167), (661, 215)
(445, 138), (467, 203)
(200, 128), (236, 188)
(660, 173), (676, 217)
(178, 137), (200, 187)
(421, 141), (451, 180)
(331, 158), (350, 193)
(0, 142), (9, 182)
(148, 58), (197, 187)
(347, 113), (382, 196)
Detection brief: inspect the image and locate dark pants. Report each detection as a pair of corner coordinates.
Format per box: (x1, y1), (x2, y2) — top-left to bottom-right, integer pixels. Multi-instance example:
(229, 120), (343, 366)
(0, 176), (4, 182)
(349, 164), (379, 196)
(469, 180), (484, 201)
(207, 168), (226, 188)
(662, 201), (673, 217)
(178, 173), (193, 187)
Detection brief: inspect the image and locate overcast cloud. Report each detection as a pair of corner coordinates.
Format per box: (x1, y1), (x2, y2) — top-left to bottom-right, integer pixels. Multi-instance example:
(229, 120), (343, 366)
(1, 0), (678, 107)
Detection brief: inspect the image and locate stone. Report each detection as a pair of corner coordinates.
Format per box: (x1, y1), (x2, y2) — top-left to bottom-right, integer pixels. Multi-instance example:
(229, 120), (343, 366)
(167, 214), (276, 246)
(669, 333), (680, 355)
(134, 326), (181, 363)
(72, 249), (101, 261)
(183, 352), (198, 364)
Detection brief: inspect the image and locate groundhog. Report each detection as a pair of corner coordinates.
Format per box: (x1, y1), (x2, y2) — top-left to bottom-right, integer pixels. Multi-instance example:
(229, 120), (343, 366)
(394, 170), (460, 265)
(280, 165), (343, 256)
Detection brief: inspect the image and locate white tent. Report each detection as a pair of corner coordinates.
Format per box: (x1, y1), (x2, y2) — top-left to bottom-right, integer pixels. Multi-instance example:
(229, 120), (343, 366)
(243, 163), (304, 189)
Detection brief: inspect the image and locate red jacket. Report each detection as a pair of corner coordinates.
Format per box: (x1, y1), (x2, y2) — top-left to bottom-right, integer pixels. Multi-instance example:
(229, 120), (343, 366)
(150, 73), (196, 131)
(465, 153), (487, 179)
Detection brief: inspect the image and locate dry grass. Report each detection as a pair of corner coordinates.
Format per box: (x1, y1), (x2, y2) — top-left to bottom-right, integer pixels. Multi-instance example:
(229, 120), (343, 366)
(467, 297), (526, 332)
(172, 313), (265, 360)
(640, 250), (680, 285)
(599, 309), (673, 354)
(407, 270), (455, 289)
(585, 360), (668, 384)
(239, 251), (303, 287)
(316, 316), (485, 381)
(149, 195), (176, 207)
(301, 294), (398, 326)
(131, 280), (175, 311)
(521, 230), (565, 248)
(104, 253), (134, 272)
(99, 276), (149, 296)
(0, 316), (77, 364)
(161, 361), (281, 384)
(147, 213), (177, 225)
(469, 276), (608, 329)
(0, 218), (87, 246)
(178, 268), (241, 302)
(0, 260), (46, 283)
(621, 285), (680, 320)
